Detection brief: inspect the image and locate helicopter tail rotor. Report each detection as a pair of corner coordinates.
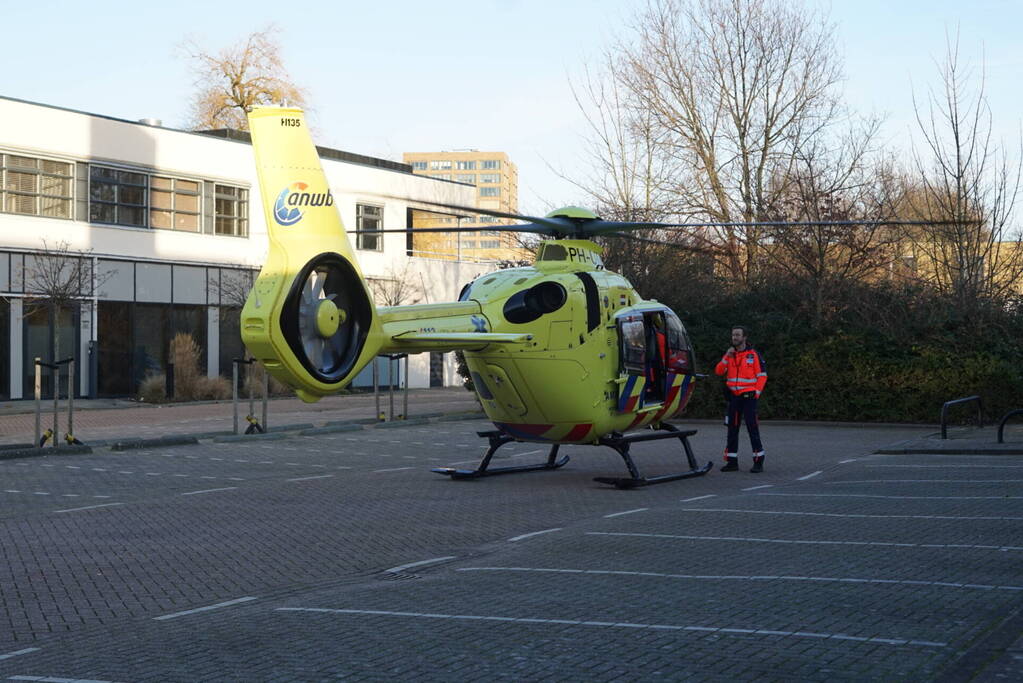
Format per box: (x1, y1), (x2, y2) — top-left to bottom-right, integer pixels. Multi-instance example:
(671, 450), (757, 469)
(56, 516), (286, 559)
(240, 107), (383, 402)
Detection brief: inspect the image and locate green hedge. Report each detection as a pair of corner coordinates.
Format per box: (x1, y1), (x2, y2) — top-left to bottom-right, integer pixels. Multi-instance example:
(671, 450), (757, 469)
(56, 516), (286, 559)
(668, 280), (1023, 424)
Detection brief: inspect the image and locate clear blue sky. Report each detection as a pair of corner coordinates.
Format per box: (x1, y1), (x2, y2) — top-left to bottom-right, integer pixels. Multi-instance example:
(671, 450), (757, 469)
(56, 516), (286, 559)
(3, 0), (1020, 216)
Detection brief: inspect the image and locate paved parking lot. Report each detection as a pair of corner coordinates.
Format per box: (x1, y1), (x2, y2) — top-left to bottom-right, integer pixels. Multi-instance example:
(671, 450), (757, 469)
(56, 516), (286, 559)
(0, 418), (1020, 681)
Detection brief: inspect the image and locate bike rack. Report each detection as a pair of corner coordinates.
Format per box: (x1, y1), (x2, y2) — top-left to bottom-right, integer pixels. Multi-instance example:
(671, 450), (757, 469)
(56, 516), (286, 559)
(34, 356), (76, 448)
(232, 358), (268, 435)
(373, 354), (409, 421)
(940, 395), (983, 439)
(997, 409), (1023, 444)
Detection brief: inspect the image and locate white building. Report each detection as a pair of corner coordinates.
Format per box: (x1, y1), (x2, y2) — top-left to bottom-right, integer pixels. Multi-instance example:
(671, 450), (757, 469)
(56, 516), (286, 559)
(0, 96), (492, 400)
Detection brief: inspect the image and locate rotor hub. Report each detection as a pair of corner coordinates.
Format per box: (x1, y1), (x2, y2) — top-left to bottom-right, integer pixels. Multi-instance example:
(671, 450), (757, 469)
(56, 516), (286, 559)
(315, 299), (342, 338)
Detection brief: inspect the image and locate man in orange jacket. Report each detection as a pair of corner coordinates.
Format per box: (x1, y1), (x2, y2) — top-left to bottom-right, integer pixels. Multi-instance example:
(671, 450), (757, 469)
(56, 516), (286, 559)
(715, 325), (767, 473)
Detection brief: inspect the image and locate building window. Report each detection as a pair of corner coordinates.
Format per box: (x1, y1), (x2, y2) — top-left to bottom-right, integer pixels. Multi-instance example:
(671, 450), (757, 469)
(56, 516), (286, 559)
(411, 161), (427, 170)
(356, 203), (383, 251)
(456, 160), (476, 170)
(480, 240), (500, 249)
(429, 160), (452, 170)
(479, 173), (501, 184)
(479, 216), (502, 223)
(455, 174), (476, 184)
(1, 154), (73, 219)
(480, 186), (500, 197)
(214, 184), (249, 236)
(427, 173), (450, 180)
(481, 160), (501, 170)
(90, 166), (147, 227)
(150, 176), (200, 232)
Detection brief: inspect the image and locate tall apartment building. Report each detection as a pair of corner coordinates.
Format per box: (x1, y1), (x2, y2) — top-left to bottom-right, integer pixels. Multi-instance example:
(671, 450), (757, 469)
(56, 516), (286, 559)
(401, 150), (523, 262)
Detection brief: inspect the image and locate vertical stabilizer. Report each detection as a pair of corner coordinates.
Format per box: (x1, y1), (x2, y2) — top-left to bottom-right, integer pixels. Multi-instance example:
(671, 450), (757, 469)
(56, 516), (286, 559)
(240, 107), (382, 402)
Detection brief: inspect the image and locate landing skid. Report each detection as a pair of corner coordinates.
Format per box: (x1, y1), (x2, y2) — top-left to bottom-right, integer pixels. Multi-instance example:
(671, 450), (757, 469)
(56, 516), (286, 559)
(431, 430), (570, 479)
(431, 424), (712, 488)
(593, 423), (713, 488)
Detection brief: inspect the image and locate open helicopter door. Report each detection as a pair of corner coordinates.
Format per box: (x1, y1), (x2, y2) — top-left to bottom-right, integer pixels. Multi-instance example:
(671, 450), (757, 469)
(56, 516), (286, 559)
(615, 310), (695, 414)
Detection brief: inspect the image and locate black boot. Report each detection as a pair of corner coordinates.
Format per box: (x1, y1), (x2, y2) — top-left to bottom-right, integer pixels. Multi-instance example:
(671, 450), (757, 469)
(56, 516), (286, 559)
(721, 457), (738, 472)
(750, 456), (764, 473)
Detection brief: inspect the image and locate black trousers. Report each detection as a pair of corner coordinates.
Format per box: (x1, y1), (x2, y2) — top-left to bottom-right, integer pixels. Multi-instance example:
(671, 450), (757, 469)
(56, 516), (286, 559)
(725, 393), (763, 454)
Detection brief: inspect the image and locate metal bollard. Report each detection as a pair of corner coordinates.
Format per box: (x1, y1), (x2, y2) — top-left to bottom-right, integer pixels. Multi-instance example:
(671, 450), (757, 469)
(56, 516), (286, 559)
(232, 361), (239, 435)
(34, 358), (41, 449)
(373, 358), (382, 421)
(261, 368), (269, 432)
(67, 359), (75, 441)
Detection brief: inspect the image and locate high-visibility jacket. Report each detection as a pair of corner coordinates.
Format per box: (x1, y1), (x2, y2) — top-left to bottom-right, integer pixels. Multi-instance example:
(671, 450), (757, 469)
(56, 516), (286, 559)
(715, 347), (767, 397)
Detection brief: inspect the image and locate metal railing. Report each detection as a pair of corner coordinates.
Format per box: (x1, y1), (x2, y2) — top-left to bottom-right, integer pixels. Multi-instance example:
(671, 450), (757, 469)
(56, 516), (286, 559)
(940, 395), (983, 439)
(997, 409), (1023, 444)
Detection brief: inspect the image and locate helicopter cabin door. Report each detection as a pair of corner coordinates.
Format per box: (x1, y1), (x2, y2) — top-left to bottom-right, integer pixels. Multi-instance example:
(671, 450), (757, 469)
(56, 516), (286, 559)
(615, 310), (694, 413)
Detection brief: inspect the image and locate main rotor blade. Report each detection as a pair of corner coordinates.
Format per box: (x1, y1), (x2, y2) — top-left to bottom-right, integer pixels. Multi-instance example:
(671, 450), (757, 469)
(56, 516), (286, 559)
(351, 226), (543, 234)
(383, 195), (566, 234)
(587, 218), (984, 235)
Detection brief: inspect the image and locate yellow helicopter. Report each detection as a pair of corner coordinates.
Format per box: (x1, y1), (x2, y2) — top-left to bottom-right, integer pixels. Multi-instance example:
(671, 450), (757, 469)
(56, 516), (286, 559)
(241, 105), (705, 487)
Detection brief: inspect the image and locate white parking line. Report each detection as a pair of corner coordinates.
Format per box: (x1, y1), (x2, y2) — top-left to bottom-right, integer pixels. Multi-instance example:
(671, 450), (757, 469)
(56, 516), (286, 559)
(275, 607), (946, 647)
(587, 531), (1023, 552)
(758, 493), (1023, 500)
(181, 487), (238, 496)
(742, 485), (774, 491)
(385, 556), (456, 573)
(509, 528), (562, 542)
(797, 471), (822, 481)
(677, 507), (1023, 521)
(604, 508), (648, 519)
(868, 464), (1023, 469)
(830, 479), (1023, 484)
(54, 502), (124, 514)
(287, 474), (335, 482)
(153, 596), (257, 621)
(373, 467), (414, 473)
(9, 676), (117, 683)
(457, 566), (1023, 592)
(0, 647), (40, 661)
(838, 459), (858, 464)
(680, 495), (716, 503)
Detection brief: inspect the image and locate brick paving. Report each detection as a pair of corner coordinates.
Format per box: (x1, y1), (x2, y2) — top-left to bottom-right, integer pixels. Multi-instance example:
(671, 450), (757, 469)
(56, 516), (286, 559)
(0, 415), (1019, 680)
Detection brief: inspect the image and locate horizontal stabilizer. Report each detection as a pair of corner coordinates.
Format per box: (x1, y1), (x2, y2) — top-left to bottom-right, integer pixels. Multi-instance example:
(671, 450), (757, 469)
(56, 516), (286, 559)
(390, 331), (533, 347)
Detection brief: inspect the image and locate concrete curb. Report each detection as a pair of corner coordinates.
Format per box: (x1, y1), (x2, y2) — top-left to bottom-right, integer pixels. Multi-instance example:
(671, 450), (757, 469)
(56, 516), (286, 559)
(268, 423), (316, 433)
(370, 418), (431, 429)
(110, 436), (199, 451)
(0, 444), (93, 459)
(300, 424), (364, 436)
(432, 412), (487, 422)
(212, 433), (288, 443)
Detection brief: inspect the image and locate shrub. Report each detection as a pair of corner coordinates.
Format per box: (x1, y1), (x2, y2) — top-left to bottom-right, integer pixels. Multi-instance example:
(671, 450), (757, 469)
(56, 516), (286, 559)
(138, 374), (166, 403)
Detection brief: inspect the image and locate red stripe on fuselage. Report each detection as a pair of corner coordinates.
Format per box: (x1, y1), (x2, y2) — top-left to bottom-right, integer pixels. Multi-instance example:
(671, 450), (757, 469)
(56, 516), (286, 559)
(564, 423), (593, 442)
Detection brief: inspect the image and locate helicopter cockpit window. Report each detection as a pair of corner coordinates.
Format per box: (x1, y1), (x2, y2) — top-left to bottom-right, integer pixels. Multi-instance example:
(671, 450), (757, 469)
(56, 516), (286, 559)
(620, 319), (646, 375)
(664, 311), (694, 375)
(539, 244), (567, 261)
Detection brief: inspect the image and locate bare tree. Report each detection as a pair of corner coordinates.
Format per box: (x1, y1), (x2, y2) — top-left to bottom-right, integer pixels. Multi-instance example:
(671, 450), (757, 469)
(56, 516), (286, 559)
(760, 126), (905, 327)
(612, 0), (847, 284)
(367, 262), (423, 307)
(181, 25), (308, 131)
(907, 33), (1023, 311)
(562, 56), (683, 224)
(19, 240), (111, 392)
